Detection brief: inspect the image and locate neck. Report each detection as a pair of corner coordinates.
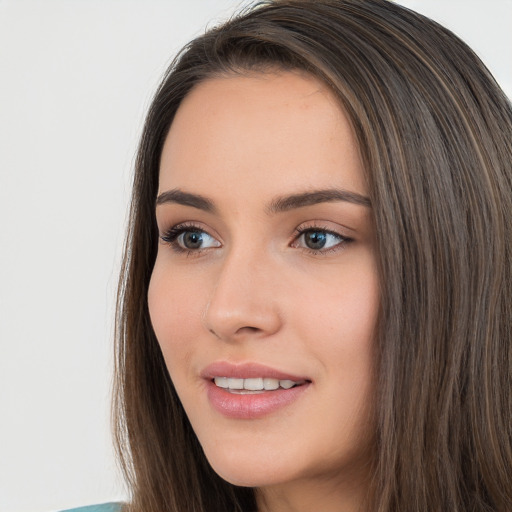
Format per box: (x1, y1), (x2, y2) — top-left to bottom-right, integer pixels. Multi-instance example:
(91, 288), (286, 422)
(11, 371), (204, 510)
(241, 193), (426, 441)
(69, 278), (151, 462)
(255, 468), (370, 512)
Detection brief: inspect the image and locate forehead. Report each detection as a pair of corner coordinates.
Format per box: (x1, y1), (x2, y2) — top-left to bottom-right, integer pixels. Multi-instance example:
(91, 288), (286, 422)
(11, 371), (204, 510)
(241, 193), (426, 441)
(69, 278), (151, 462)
(159, 71), (367, 199)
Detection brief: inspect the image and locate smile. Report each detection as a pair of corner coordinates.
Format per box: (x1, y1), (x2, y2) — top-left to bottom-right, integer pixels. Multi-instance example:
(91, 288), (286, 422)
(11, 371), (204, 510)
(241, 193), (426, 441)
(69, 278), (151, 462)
(213, 377), (306, 393)
(202, 362), (312, 419)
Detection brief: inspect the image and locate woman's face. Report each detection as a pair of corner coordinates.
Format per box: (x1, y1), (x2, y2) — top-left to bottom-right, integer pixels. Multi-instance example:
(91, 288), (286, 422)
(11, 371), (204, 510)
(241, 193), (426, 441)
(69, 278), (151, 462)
(149, 71), (379, 500)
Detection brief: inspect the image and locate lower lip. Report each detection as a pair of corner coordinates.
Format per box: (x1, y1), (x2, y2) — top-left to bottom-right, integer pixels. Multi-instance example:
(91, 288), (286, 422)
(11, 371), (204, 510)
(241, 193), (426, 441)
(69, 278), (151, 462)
(206, 380), (310, 419)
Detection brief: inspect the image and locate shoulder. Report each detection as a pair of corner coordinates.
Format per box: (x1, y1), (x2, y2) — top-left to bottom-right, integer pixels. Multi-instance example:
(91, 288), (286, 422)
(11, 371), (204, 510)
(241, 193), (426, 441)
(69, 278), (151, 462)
(58, 503), (124, 512)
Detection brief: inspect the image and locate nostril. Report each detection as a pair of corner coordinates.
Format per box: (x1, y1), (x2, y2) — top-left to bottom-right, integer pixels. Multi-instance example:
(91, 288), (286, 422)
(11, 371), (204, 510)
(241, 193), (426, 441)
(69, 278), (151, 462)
(236, 326), (260, 333)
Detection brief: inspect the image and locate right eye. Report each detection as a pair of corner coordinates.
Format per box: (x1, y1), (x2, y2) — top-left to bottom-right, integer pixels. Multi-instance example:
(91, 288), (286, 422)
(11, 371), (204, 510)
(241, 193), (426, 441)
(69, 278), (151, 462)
(160, 225), (221, 253)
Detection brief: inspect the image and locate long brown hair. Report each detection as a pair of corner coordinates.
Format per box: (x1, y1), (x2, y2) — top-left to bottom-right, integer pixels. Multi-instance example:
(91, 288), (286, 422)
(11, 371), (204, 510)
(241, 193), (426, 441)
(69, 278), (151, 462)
(113, 1), (512, 510)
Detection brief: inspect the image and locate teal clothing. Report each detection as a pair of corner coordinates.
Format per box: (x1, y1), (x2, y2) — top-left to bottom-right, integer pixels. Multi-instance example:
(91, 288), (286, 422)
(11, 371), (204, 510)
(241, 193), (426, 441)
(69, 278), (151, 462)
(59, 503), (123, 512)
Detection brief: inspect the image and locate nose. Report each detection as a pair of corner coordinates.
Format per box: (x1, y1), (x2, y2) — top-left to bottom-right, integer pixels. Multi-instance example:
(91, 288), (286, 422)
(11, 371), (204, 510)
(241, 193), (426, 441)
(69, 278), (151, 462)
(203, 248), (282, 342)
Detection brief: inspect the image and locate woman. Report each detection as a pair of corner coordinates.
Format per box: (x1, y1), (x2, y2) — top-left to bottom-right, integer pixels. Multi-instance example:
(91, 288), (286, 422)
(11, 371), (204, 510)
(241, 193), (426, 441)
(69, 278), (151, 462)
(105, 0), (512, 511)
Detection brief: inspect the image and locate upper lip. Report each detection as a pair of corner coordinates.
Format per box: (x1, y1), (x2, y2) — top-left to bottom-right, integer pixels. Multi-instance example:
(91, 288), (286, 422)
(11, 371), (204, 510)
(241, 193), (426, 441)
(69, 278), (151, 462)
(201, 361), (310, 382)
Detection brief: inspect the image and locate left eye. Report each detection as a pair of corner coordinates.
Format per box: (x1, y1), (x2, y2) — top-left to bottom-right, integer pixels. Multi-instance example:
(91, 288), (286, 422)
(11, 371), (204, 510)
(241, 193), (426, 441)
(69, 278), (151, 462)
(161, 228), (221, 251)
(295, 229), (345, 251)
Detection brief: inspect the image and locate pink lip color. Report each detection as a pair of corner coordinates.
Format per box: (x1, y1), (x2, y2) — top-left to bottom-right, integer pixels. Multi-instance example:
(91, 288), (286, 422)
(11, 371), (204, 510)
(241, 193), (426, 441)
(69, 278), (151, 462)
(202, 362), (311, 420)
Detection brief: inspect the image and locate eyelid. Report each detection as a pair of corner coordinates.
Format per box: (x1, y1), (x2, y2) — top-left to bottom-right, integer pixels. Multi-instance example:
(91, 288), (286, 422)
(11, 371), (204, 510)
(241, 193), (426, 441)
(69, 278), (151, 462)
(159, 220), (353, 256)
(159, 222), (221, 254)
(291, 222), (353, 254)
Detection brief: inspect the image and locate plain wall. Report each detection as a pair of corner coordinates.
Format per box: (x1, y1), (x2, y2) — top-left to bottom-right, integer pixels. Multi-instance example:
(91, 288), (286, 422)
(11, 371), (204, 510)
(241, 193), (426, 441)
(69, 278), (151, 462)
(0, 1), (510, 511)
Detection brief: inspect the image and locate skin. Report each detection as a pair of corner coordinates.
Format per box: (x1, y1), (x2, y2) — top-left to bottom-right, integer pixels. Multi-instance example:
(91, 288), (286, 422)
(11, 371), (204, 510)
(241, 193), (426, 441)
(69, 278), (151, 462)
(148, 71), (379, 512)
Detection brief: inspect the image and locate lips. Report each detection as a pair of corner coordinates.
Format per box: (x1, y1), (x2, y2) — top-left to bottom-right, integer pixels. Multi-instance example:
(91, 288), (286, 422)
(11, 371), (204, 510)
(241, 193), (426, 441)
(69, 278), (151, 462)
(201, 362), (311, 419)
(202, 361), (309, 380)
(213, 376), (305, 392)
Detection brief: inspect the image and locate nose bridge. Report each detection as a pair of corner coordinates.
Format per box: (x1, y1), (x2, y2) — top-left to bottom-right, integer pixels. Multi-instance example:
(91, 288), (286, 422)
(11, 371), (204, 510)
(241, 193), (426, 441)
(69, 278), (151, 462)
(203, 242), (281, 340)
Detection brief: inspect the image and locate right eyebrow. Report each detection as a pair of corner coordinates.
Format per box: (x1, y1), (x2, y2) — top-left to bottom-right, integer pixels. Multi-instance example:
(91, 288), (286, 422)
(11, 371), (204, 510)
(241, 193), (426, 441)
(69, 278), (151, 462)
(267, 188), (371, 213)
(155, 188), (217, 213)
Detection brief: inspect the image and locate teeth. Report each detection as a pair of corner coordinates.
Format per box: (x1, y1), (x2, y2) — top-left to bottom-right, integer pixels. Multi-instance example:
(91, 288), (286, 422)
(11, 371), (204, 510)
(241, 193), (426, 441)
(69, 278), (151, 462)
(279, 379), (295, 389)
(263, 377), (279, 390)
(214, 377), (229, 388)
(213, 377), (302, 391)
(228, 378), (244, 390)
(244, 378), (263, 390)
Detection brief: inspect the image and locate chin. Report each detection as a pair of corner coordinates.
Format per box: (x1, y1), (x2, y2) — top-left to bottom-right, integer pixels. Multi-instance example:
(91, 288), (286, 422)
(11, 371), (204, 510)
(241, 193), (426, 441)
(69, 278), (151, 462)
(197, 422), (375, 492)
(210, 462), (292, 488)
(201, 440), (297, 488)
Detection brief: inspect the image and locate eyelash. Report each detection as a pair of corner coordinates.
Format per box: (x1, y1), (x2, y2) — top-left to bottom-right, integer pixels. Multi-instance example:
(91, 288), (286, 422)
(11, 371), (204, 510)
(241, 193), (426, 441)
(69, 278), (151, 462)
(159, 222), (216, 256)
(292, 225), (352, 255)
(159, 223), (353, 256)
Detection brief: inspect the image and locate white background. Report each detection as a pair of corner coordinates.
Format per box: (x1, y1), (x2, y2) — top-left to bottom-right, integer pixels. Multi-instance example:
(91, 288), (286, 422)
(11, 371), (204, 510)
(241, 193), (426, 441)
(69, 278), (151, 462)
(1, 1), (510, 511)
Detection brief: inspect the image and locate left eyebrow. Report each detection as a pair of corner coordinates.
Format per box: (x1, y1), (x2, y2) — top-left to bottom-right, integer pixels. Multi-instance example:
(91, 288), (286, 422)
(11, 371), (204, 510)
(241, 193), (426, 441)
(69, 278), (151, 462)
(155, 188), (216, 213)
(267, 189), (371, 213)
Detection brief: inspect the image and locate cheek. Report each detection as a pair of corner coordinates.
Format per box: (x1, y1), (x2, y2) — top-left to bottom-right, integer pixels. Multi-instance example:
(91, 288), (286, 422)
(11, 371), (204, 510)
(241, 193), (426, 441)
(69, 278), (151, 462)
(147, 262), (205, 374)
(295, 254), (379, 348)
(293, 255), (379, 402)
